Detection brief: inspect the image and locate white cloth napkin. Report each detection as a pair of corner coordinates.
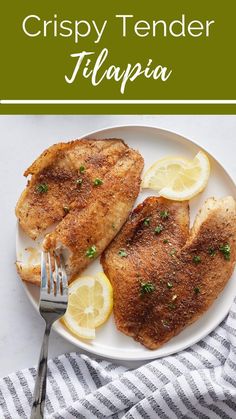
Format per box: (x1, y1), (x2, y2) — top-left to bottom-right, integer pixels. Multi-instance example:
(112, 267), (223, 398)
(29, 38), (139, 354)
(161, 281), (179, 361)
(1, 297), (236, 419)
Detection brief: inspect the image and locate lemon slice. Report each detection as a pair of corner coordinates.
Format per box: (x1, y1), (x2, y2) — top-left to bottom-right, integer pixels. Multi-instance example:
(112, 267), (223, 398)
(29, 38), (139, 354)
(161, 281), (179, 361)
(93, 272), (113, 327)
(62, 272), (113, 340)
(142, 151), (210, 201)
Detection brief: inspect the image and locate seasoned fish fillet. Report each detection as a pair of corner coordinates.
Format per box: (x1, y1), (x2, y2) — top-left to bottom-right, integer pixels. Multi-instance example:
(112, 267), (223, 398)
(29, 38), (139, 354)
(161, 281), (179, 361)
(16, 139), (128, 239)
(101, 196), (236, 349)
(43, 149), (144, 281)
(16, 139), (144, 285)
(101, 197), (190, 339)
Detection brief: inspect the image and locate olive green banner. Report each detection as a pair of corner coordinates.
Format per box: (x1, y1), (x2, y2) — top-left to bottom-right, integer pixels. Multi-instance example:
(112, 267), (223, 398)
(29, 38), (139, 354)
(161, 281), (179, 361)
(1, 0), (236, 114)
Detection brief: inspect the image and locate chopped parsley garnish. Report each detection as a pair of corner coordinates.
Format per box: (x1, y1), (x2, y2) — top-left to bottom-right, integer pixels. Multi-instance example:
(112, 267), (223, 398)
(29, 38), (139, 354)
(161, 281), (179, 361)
(154, 225), (164, 234)
(162, 319), (169, 327)
(170, 249), (176, 256)
(160, 210), (169, 220)
(79, 165), (85, 173)
(140, 281), (155, 295)
(167, 282), (173, 289)
(118, 249), (127, 258)
(208, 247), (216, 257)
(219, 243), (231, 260)
(143, 218), (150, 226)
(36, 183), (48, 194)
(63, 206), (70, 214)
(194, 286), (200, 294)
(168, 303), (176, 310)
(163, 239), (169, 244)
(193, 255), (201, 264)
(93, 178), (103, 186)
(76, 178), (83, 186)
(85, 245), (97, 259)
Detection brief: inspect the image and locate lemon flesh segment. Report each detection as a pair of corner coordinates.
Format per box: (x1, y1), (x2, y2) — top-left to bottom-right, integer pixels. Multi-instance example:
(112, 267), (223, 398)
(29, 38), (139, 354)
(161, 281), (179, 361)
(62, 273), (113, 340)
(142, 151), (210, 201)
(142, 156), (189, 190)
(63, 277), (96, 340)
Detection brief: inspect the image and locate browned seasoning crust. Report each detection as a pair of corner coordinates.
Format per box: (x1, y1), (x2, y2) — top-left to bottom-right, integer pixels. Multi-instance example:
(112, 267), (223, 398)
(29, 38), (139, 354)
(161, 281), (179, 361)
(101, 197), (190, 340)
(101, 196), (236, 349)
(16, 139), (129, 240)
(16, 139), (144, 284)
(43, 148), (144, 281)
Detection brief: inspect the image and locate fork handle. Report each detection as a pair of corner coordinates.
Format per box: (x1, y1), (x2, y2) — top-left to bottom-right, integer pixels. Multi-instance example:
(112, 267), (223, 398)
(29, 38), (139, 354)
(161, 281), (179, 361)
(30, 323), (52, 419)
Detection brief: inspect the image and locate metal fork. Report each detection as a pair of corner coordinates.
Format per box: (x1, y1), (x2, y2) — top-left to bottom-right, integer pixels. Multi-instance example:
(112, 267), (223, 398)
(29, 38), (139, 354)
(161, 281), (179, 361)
(30, 251), (68, 419)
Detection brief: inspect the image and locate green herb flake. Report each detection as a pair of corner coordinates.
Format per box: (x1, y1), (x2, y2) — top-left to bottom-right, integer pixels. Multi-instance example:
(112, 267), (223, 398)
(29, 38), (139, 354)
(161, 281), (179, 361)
(170, 249), (177, 256)
(194, 286), (200, 294)
(208, 247), (216, 257)
(193, 255), (201, 264)
(79, 165), (85, 174)
(85, 245), (97, 259)
(160, 210), (169, 220)
(76, 178), (83, 186)
(163, 239), (169, 244)
(63, 206), (70, 214)
(35, 183), (48, 194)
(219, 243), (231, 260)
(154, 225), (164, 235)
(118, 249), (128, 258)
(168, 303), (176, 310)
(167, 282), (173, 289)
(93, 178), (103, 187)
(143, 218), (150, 226)
(162, 319), (169, 327)
(140, 282), (155, 295)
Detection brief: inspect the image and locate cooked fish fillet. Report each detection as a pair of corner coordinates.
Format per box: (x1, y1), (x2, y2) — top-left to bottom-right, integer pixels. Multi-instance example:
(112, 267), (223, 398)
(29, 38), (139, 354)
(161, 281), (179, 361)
(43, 148), (144, 281)
(101, 196), (236, 349)
(16, 140), (144, 285)
(16, 139), (128, 239)
(101, 197), (190, 339)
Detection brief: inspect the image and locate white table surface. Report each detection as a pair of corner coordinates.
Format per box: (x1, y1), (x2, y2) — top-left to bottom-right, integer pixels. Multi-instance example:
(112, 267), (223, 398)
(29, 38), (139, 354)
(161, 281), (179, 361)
(0, 114), (236, 378)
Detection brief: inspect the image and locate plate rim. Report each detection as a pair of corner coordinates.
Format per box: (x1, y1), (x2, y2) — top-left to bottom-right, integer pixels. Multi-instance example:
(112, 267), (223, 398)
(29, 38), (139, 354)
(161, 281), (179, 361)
(17, 123), (236, 361)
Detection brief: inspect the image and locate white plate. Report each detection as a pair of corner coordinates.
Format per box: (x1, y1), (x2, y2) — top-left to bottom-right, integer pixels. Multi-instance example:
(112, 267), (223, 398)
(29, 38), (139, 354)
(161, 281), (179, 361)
(16, 125), (236, 361)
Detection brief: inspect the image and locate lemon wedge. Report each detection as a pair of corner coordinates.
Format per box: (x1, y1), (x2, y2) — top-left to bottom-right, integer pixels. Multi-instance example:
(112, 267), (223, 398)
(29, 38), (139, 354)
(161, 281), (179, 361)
(62, 272), (113, 340)
(142, 151), (210, 201)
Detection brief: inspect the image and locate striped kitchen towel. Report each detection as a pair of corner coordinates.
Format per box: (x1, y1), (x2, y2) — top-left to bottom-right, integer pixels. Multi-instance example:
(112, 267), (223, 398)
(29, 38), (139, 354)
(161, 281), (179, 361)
(1, 299), (236, 419)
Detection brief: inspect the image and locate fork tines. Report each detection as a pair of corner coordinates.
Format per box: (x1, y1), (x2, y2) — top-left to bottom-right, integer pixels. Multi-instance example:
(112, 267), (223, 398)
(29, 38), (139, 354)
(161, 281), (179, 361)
(41, 251), (68, 297)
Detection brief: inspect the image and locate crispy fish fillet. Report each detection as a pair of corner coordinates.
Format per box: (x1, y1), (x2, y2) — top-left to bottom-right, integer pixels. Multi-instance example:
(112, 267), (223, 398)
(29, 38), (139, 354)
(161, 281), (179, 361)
(101, 197), (190, 339)
(43, 148), (144, 281)
(16, 139), (128, 239)
(16, 141), (144, 285)
(101, 196), (236, 349)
